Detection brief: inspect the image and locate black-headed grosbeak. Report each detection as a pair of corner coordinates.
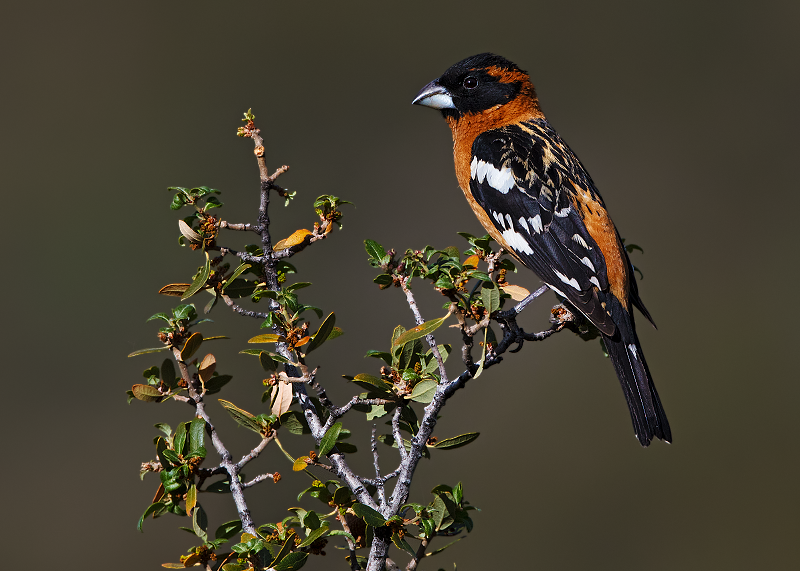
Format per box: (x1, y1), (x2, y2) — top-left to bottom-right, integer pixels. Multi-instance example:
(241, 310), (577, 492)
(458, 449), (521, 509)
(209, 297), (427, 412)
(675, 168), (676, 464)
(413, 53), (671, 446)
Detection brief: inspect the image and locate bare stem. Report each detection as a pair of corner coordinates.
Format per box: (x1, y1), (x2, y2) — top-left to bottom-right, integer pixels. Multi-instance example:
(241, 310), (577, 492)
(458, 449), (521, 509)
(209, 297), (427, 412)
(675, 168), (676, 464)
(171, 347), (256, 535)
(237, 434), (275, 470)
(241, 473), (277, 488)
(219, 221), (260, 233)
(401, 277), (449, 383)
(406, 537), (430, 571)
(220, 293), (272, 319)
(371, 425), (386, 507)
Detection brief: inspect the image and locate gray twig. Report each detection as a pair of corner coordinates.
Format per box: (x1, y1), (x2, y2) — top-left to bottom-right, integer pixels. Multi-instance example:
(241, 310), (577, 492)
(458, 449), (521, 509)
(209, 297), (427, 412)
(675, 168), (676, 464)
(241, 473), (277, 488)
(172, 347), (256, 535)
(371, 425), (386, 506)
(401, 277), (449, 383)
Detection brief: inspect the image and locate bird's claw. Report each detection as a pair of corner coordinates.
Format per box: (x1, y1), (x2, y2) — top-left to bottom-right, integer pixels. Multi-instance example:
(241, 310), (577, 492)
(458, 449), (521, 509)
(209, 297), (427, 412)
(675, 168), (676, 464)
(494, 310), (526, 353)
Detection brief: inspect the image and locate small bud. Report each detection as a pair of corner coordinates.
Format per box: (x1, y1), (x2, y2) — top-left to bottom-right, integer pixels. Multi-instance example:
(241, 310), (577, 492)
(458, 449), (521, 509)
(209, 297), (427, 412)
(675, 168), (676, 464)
(272, 472), (281, 483)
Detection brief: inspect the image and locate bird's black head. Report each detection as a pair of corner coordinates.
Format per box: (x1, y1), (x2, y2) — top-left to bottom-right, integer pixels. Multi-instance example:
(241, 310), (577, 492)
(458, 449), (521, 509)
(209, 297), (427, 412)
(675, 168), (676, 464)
(412, 53), (534, 119)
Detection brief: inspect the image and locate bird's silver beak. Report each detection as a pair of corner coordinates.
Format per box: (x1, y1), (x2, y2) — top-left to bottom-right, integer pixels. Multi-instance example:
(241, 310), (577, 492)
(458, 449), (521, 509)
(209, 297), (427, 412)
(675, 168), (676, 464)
(412, 79), (455, 110)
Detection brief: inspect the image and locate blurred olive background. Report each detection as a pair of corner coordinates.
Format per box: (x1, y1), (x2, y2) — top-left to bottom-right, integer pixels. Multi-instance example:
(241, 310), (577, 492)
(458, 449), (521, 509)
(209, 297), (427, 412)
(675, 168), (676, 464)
(3, 1), (798, 569)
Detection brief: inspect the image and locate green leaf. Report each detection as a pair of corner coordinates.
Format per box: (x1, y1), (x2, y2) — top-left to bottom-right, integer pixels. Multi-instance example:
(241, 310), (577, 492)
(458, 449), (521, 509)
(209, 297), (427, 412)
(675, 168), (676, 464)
(366, 405), (388, 420)
(318, 422), (342, 456)
(273, 552), (308, 571)
(147, 312), (171, 323)
(205, 478), (233, 493)
(182, 252), (211, 301)
(426, 535), (465, 556)
(298, 524), (329, 547)
(392, 531), (415, 555)
(185, 485), (197, 514)
(128, 346), (169, 357)
(137, 502), (165, 532)
(305, 312), (335, 353)
(180, 332), (203, 361)
(215, 519), (243, 541)
(431, 495), (447, 530)
(173, 304), (195, 321)
(327, 529), (355, 542)
(154, 423), (172, 437)
(204, 374), (233, 394)
(431, 432), (480, 450)
(392, 314), (450, 347)
(441, 246), (460, 260)
(348, 373), (394, 394)
(285, 281), (312, 292)
(423, 344), (451, 374)
(466, 270), (492, 282)
(218, 400), (264, 434)
(269, 534), (296, 567)
(192, 503), (208, 541)
(131, 384), (163, 402)
(332, 486), (352, 506)
(351, 503), (386, 527)
(161, 359), (176, 389)
(481, 282), (500, 315)
(188, 417), (205, 454)
(364, 239), (387, 261)
(280, 410), (310, 435)
(364, 350), (392, 365)
(259, 351), (277, 373)
(408, 380), (438, 404)
(224, 278), (256, 298)
(204, 292), (217, 314)
(247, 333), (285, 344)
(173, 421), (188, 455)
(162, 449), (181, 467)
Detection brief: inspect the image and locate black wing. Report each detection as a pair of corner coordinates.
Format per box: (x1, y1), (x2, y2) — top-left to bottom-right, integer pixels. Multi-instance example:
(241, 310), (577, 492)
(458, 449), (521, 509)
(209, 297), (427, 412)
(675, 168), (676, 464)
(469, 119), (616, 335)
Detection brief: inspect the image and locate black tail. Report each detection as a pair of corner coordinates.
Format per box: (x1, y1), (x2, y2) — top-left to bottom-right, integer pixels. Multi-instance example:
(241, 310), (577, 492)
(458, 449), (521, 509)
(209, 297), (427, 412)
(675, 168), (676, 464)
(603, 315), (671, 447)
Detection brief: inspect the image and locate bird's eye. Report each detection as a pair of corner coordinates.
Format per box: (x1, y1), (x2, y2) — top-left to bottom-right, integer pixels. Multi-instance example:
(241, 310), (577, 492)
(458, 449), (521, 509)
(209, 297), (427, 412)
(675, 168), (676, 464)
(463, 76), (478, 89)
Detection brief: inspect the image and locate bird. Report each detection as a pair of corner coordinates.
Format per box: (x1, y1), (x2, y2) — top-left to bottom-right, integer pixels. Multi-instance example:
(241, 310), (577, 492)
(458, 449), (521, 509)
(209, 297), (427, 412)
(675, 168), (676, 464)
(412, 53), (671, 446)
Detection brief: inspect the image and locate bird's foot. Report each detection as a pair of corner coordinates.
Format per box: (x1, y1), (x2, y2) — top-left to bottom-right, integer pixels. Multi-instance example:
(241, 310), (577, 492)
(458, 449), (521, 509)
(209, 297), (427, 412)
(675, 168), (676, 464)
(494, 310), (527, 353)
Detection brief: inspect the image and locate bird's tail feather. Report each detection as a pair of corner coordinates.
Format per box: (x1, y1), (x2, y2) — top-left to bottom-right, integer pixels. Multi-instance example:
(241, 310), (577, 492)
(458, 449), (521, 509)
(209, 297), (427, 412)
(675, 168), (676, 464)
(603, 326), (671, 447)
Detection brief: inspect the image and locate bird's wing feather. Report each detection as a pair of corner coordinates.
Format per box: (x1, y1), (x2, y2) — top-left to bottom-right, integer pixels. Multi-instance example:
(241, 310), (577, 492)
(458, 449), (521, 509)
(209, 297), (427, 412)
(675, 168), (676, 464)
(469, 119), (617, 335)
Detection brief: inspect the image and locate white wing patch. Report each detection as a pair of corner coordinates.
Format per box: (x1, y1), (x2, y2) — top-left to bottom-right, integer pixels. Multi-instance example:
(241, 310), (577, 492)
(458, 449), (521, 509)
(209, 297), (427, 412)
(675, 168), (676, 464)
(590, 276), (601, 288)
(528, 215), (543, 234)
(572, 233), (589, 249)
(502, 228), (534, 255)
(492, 210), (504, 227)
(518, 217), (529, 233)
(628, 344), (638, 360)
(553, 269), (581, 291)
(471, 156), (515, 194)
(580, 257), (595, 272)
(554, 205), (571, 217)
